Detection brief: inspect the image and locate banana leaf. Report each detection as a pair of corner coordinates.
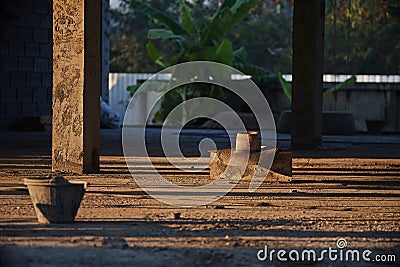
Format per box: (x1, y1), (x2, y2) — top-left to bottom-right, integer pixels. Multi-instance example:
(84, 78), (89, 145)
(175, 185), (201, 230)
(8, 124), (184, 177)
(214, 38), (234, 65)
(201, 8), (234, 46)
(278, 73), (292, 101)
(211, 0), (236, 19)
(234, 62), (277, 83)
(278, 74), (357, 101)
(229, 0), (257, 29)
(145, 41), (168, 68)
(147, 29), (182, 40)
(129, 0), (187, 36)
(179, 0), (196, 35)
(233, 47), (247, 64)
(202, 0), (256, 46)
(323, 75), (356, 97)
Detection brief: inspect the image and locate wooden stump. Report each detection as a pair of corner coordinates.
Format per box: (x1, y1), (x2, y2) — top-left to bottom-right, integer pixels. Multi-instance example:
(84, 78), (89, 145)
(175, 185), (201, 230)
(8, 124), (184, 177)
(209, 148), (292, 183)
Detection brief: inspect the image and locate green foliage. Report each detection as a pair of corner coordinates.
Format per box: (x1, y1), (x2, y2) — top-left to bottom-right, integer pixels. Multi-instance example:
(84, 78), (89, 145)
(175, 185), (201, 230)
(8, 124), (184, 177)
(324, 0), (400, 74)
(278, 73), (291, 101)
(130, 0), (257, 67)
(129, 0), (187, 36)
(228, 2), (293, 73)
(278, 73), (357, 102)
(129, 0), (273, 124)
(109, 0), (180, 72)
(322, 75), (356, 98)
(153, 89), (183, 123)
(179, 0), (196, 34)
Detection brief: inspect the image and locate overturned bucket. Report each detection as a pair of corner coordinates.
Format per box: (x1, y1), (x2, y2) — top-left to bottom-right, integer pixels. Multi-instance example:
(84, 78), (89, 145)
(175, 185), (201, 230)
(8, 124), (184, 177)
(24, 176), (87, 224)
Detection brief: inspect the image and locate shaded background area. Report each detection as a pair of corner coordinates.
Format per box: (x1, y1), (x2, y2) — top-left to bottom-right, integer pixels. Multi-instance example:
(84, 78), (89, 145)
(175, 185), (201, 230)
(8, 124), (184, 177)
(1, 128), (400, 158)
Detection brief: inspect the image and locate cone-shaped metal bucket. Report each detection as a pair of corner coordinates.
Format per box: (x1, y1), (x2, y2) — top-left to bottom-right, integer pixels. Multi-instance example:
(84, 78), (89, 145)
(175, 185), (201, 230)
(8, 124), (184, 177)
(24, 176), (87, 224)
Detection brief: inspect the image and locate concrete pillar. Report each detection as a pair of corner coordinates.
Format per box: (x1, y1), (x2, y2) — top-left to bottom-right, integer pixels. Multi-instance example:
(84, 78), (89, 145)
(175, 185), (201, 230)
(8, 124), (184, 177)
(52, 0), (101, 173)
(292, 0), (325, 149)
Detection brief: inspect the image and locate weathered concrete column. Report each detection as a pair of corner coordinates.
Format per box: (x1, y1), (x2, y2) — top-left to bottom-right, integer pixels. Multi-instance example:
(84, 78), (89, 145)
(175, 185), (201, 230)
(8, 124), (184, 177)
(292, 0), (325, 149)
(52, 0), (101, 173)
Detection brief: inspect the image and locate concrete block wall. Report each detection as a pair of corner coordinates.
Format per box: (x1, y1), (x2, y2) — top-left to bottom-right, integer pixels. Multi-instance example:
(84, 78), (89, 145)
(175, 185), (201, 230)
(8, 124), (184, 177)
(0, 0), (52, 129)
(265, 82), (400, 133)
(323, 84), (400, 133)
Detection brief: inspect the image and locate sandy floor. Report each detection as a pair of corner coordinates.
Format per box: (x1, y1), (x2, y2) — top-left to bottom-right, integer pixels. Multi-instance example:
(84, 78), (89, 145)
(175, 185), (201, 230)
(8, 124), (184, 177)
(0, 129), (399, 266)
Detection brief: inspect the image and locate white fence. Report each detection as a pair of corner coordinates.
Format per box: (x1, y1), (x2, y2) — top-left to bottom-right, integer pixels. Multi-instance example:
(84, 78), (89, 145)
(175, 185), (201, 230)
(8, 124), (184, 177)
(108, 73), (171, 125)
(282, 74), (400, 83)
(109, 73), (154, 118)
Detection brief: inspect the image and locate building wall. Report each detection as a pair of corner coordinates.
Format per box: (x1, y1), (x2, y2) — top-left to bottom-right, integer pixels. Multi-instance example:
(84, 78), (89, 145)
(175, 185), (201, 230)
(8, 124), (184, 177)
(265, 82), (400, 133)
(323, 84), (400, 133)
(0, 0), (52, 129)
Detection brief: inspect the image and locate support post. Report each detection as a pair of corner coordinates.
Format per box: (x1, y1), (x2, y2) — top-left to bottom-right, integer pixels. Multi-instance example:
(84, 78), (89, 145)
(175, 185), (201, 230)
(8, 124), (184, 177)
(101, 0), (110, 103)
(292, 0), (325, 149)
(52, 0), (101, 173)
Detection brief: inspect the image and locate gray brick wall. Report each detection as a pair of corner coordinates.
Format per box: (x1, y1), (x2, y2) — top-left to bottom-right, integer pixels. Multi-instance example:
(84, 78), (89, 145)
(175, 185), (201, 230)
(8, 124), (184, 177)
(0, 0), (52, 129)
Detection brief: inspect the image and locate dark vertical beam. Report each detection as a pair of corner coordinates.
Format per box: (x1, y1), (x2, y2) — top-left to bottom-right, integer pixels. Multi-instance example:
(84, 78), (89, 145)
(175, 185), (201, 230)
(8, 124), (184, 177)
(101, 0), (110, 103)
(292, 0), (325, 149)
(52, 0), (101, 173)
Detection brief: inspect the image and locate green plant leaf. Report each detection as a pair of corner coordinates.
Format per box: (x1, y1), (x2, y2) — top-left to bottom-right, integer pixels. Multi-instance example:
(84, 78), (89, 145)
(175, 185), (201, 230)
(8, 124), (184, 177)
(278, 73), (292, 101)
(202, 0), (256, 46)
(153, 90), (182, 123)
(214, 38), (233, 65)
(186, 39), (232, 64)
(179, 0), (196, 35)
(127, 82), (168, 95)
(147, 29), (188, 58)
(323, 75), (356, 97)
(229, 0), (257, 28)
(127, 84), (141, 96)
(201, 8), (234, 45)
(187, 46), (219, 61)
(211, 0), (236, 20)
(233, 47), (247, 63)
(170, 38), (188, 58)
(147, 29), (182, 40)
(233, 62), (276, 82)
(145, 41), (168, 68)
(129, 0), (187, 36)
(211, 0), (236, 19)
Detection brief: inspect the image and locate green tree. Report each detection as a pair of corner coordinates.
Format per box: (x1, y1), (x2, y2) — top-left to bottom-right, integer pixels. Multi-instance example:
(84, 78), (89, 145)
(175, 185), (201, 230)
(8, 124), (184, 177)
(324, 0), (400, 74)
(110, 0), (294, 74)
(110, 0), (179, 72)
(128, 0), (275, 124)
(110, 0), (400, 74)
(229, 0), (293, 73)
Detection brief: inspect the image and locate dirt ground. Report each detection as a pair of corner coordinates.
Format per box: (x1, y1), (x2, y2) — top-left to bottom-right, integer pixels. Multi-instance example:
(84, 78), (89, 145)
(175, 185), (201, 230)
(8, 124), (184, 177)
(0, 129), (399, 266)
